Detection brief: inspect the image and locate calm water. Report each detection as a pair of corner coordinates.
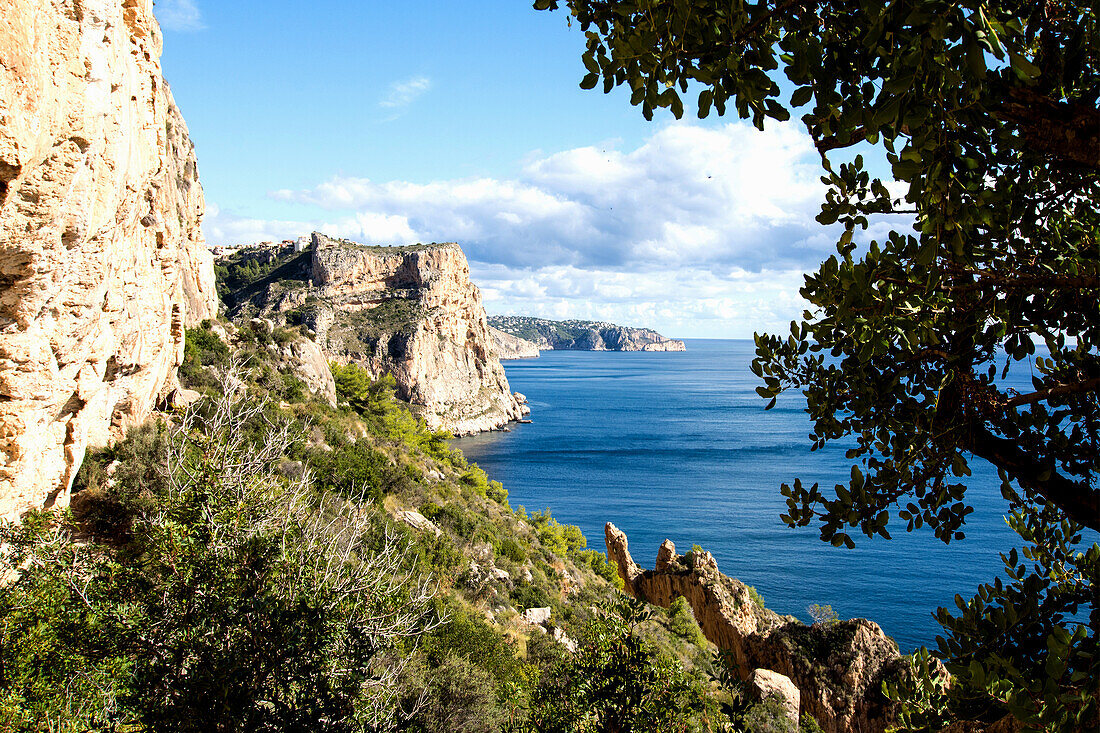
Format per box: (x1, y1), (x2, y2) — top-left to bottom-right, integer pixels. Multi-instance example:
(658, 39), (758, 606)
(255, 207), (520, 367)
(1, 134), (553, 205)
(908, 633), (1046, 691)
(453, 339), (1026, 651)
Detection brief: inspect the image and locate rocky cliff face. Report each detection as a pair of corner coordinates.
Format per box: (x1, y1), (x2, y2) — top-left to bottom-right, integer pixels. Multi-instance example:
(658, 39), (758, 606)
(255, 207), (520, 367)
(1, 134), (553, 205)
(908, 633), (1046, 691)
(489, 326), (540, 360)
(221, 233), (526, 435)
(605, 524), (907, 733)
(0, 0), (218, 518)
(488, 316), (686, 352)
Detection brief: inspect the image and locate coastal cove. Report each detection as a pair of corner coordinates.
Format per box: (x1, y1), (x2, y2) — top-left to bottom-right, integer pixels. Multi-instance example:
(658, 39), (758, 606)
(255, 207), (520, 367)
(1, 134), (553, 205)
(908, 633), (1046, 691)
(454, 339), (1024, 652)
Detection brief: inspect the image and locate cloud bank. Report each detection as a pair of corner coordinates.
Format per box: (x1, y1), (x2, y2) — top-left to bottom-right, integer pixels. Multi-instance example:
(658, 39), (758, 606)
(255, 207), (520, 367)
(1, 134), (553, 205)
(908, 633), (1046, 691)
(206, 122), (846, 337)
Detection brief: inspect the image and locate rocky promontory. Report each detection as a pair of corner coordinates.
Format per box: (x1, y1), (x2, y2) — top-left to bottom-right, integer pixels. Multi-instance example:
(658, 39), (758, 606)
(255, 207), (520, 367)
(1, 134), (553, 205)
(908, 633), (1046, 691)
(0, 0), (218, 518)
(488, 316), (686, 352)
(218, 233), (527, 435)
(489, 326), (541, 360)
(605, 524), (907, 733)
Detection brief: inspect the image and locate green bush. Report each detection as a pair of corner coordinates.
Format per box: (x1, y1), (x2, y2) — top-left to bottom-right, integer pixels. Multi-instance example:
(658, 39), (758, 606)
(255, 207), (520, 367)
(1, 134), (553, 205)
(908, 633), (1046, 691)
(524, 595), (723, 732)
(0, 381), (438, 731)
(576, 549), (621, 588)
(668, 596), (705, 647)
(742, 695), (797, 733)
(511, 583), (553, 612)
(179, 325), (229, 388)
(498, 537), (527, 563)
(486, 479), (508, 505)
(422, 606), (523, 688)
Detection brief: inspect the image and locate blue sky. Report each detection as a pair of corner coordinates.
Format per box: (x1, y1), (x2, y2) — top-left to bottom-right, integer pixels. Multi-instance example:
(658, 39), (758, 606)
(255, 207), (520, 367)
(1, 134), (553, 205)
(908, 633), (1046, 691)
(156, 0), (894, 338)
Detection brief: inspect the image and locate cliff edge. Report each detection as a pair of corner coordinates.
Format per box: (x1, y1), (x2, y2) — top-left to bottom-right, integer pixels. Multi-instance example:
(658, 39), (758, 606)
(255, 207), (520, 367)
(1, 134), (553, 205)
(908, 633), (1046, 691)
(0, 0), (218, 518)
(219, 233), (526, 435)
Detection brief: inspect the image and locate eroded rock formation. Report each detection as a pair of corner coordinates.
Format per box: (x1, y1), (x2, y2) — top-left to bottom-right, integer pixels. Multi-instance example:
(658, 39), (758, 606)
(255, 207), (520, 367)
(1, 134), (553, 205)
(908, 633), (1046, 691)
(221, 233), (526, 435)
(0, 0), (218, 518)
(605, 523), (907, 733)
(489, 326), (540, 360)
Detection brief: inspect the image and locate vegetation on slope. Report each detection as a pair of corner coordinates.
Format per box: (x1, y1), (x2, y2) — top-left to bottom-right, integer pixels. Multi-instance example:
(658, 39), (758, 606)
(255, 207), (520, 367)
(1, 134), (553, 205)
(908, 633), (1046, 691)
(3, 322), (806, 731)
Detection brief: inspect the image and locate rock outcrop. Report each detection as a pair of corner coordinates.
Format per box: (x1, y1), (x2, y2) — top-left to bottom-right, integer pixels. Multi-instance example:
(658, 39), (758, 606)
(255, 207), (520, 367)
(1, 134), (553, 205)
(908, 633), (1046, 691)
(604, 524), (907, 733)
(0, 0), (218, 518)
(489, 326), (540, 360)
(750, 668), (801, 729)
(488, 316), (686, 352)
(219, 233), (526, 435)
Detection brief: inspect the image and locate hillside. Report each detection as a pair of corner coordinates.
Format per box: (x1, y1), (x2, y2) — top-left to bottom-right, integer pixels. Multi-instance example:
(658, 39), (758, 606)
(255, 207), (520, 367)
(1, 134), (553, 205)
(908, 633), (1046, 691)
(488, 316), (686, 352)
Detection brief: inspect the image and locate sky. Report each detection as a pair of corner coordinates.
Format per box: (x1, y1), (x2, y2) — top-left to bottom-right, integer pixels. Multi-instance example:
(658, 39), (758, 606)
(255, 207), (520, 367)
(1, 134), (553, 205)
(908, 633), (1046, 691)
(155, 0), (891, 339)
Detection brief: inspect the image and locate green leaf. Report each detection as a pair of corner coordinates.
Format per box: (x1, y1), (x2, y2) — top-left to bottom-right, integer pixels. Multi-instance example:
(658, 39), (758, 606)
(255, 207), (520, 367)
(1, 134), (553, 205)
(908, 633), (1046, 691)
(791, 86), (813, 107)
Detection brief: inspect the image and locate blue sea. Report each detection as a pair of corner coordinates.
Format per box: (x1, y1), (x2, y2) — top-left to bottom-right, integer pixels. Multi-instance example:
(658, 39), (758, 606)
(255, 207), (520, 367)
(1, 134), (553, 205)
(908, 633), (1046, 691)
(453, 339), (1027, 652)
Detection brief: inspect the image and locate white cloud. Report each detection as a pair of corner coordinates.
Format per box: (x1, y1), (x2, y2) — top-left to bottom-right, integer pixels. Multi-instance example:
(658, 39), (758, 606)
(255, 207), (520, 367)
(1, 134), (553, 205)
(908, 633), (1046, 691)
(155, 0), (204, 32)
(472, 263), (809, 339)
(206, 121), (857, 337)
(379, 76), (432, 109)
(270, 122), (828, 272)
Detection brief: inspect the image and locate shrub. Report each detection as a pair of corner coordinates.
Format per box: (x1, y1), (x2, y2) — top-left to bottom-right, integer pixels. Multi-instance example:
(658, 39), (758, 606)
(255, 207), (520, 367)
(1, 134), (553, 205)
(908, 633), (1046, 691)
(576, 549), (621, 589)
(486, 479), (508, 505)
(742, 695), (797, 733)
(179, 326), (228, 387)
(524, 595), (723, 731)
(498, 537), (527, 563)
(807, 603), (839, 626)
(0, 374), (441, 731)
(511, 583), (552, 612)
(668, 595), (705, 647)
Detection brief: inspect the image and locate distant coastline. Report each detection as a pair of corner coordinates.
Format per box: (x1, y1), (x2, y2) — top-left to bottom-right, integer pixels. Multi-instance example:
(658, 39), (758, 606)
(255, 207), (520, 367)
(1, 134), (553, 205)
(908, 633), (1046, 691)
(488, 316), (685, 358)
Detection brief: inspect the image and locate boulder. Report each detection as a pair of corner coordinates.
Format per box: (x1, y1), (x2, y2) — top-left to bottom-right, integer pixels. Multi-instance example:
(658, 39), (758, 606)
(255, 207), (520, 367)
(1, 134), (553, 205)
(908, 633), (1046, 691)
(396, 510), (442, 538)
(278, 337), (336, 406)
(520, 607), (552, 625)
(750, 668), (800, 729)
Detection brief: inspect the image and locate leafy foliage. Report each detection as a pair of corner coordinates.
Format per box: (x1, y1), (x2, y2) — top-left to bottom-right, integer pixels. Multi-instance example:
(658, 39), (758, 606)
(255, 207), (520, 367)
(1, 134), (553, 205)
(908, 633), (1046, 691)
(523, 595), (722, 732)
(539, 0), (1099, 727)
(1, 375), (440, 731)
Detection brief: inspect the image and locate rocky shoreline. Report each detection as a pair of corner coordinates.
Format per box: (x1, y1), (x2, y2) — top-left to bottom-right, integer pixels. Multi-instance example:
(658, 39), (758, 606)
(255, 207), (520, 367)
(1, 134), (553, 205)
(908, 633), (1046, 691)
(488, 315), (686, 353)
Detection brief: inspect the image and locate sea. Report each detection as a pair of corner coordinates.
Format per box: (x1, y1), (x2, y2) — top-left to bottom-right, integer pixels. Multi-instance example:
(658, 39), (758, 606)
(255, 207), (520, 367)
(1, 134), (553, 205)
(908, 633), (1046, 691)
(452, 339), (1029, 652)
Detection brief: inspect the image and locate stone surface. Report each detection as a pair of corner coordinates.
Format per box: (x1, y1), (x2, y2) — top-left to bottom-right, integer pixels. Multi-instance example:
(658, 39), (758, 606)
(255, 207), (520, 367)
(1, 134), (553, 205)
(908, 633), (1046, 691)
(751, 668), (801, 729)
(396, 510), (442, 537)
(0, 0), (217, 518)
(489, 326), (540, 359)
(604, 523), (907, 733)
(488, 316), (686, 352)
(223, 232), (524, 435)
(520, 607), (552, 625)
(277, 337), (336, 406)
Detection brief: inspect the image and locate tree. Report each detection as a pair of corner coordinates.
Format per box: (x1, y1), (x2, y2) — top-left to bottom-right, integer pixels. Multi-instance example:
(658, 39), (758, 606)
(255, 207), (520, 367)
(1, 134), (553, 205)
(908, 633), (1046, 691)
(537, 0), (1098, 728)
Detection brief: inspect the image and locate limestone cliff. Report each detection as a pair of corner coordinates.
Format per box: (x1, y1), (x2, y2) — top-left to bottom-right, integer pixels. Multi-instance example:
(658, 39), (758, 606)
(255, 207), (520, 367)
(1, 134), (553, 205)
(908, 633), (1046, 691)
(219, 233), (526, 435)
(488, 316), (686, 352)
(489, 326), (540, 360)
(605, 524), (907, 733)
(0, 0), (218, 518)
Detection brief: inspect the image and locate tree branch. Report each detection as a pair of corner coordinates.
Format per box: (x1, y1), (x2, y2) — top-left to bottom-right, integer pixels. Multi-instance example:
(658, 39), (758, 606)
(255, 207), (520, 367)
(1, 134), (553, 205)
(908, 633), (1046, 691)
(967, 425), (1099, 532)
(994, 88), (1100, 171)
(1005, 377), (1100, 408)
